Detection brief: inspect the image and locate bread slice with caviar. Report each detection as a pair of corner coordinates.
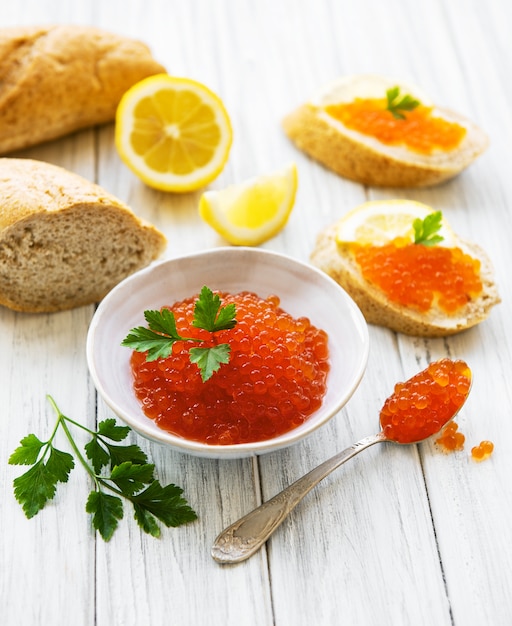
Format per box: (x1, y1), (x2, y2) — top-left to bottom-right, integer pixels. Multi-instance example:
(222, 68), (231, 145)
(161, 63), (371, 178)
(283, 75), (488, 188)
(310, 200), (500, 336)
(0, 25), (165, 154)
(0, 158), (166, 313)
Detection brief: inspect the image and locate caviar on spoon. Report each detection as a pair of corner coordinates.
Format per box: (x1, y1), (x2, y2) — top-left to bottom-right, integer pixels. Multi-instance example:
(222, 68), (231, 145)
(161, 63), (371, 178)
(212, 358), (472, 564)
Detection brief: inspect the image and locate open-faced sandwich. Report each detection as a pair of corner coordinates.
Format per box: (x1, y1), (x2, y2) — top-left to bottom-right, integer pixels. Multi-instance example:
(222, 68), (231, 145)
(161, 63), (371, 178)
(310, 200), (500, 336)
(283, 75), (488, 188)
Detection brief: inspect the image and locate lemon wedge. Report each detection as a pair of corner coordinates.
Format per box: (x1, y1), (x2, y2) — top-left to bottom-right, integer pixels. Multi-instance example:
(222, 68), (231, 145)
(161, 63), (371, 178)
(335, 199), (457, 247)
(115, 74), (233, 192)
(199, 163), (298, 245)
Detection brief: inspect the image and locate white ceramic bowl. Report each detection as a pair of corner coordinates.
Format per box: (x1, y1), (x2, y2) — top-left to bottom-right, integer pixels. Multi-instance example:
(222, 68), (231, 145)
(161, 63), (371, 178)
(86, 247), (369, 459)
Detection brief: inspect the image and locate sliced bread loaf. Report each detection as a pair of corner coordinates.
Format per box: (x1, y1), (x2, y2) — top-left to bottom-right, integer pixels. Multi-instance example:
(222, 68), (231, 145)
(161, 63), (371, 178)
(0, 158), (166, 313)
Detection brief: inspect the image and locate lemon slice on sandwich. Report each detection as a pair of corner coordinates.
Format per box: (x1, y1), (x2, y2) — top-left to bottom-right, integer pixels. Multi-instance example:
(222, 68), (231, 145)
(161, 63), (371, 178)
(335, 199), (457, 247)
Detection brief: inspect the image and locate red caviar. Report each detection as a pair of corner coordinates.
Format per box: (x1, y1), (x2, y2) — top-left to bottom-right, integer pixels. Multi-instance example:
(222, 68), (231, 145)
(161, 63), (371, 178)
(471, 440), (494, 462)
(435, 424), (495, 461)
(352, 242), (482, 313)
(380, 358), (471, 444)
(130, 291), (330, 445)
(435, 421), (466, 451)
(325, 99), (466, 155)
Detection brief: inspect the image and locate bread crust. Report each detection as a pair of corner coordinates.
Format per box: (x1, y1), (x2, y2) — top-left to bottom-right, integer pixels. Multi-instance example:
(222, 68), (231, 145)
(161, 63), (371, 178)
(0, 158), (166, 313)
(0, 25), (166, 154)
(310, 221), (500, 336)
(283, 102), (488, 188)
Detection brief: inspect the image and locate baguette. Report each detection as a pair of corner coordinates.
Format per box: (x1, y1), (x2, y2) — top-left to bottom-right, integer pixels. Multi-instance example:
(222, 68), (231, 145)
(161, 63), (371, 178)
(0, 158), (166, 313)
(283, 75), (488, 188)
(0, 25), (165, 154)
(310, 217), (500, 337)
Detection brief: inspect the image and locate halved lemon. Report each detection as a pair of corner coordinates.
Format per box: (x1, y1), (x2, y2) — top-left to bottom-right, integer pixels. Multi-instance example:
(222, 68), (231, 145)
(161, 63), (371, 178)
(199, 163), (298, 246)
(335, 199), (456, 246)
(115, 74), (233, 192)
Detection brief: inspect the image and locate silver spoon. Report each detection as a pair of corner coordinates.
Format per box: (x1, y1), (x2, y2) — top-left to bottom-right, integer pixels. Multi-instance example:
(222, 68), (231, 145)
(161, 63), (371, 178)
(211, 359), (472, 564)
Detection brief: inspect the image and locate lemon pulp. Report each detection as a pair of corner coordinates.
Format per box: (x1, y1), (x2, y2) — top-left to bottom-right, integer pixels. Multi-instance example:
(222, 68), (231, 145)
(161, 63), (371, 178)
(199, 163), (298, 246)
(116, 74), (232, 192)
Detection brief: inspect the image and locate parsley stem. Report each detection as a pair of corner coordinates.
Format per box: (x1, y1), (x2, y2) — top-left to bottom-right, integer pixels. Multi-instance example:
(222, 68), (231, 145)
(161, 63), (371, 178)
(46, 409), (64, 444)
(47, 396), (100, 487)
(96, 478), (126, 497)
(59, 414), (98, 436)
(38, 406), (63, 463)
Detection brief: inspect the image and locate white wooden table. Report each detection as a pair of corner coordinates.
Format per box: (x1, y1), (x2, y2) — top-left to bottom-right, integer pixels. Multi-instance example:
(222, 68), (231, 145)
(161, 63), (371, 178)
(1, 1), (512, 624)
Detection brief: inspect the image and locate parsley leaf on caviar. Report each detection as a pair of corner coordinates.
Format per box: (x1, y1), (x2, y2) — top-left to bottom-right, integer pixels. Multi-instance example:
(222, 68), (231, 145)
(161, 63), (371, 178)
(122, 308), (183, 361)
(386, 86), (420, 120)
(413, 211), (444, 246)
(122, 285), (237, 382)
(9, 396), (197, 540)
(192, 286), (237, 332)
(190, 343), (231, 382)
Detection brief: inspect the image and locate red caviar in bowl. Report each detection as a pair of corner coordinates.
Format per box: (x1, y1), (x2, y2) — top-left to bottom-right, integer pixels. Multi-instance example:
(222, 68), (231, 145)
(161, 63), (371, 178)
(380, 358), (471, 444)
(130, 291), (330, 445)
(352, 242), (482, 313)
(325, 98), (466, 155)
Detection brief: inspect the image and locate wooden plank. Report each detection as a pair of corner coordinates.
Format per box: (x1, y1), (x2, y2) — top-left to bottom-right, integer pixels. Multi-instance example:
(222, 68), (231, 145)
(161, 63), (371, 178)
(396, 1), (512, 623)
(90, 5), (275, 623)
(0, 123), (99, 624)
(0, 305), (96, 625)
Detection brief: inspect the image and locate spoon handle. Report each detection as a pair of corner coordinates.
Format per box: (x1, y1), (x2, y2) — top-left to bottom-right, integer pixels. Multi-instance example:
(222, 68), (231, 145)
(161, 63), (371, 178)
(211, 432), (386, 564)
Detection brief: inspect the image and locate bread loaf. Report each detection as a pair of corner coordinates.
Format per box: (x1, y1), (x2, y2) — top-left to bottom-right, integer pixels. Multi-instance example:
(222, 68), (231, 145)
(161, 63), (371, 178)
(0, 158), (166, 313)
(0, 25), (165, 154)
(311, 217), (500, 337)
(283, 75), (488, 188)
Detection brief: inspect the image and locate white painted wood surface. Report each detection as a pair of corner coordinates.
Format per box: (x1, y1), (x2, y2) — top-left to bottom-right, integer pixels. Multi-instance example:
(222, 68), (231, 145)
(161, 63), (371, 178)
(1, 1), (512, 624)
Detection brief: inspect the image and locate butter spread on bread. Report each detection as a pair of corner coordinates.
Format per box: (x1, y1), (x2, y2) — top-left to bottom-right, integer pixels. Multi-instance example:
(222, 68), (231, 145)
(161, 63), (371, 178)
(283, 75), (488, 188)
(0, 158), (166, 313)
(0, 25), (165, 154)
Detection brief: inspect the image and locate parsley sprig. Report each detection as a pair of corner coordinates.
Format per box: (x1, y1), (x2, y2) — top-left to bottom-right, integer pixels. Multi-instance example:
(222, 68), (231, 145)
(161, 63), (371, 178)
(122, 286), (237, 382)
(9, 396), (197, 541)
(386, 86), (420, 120)
(413, 211), (444, 246)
